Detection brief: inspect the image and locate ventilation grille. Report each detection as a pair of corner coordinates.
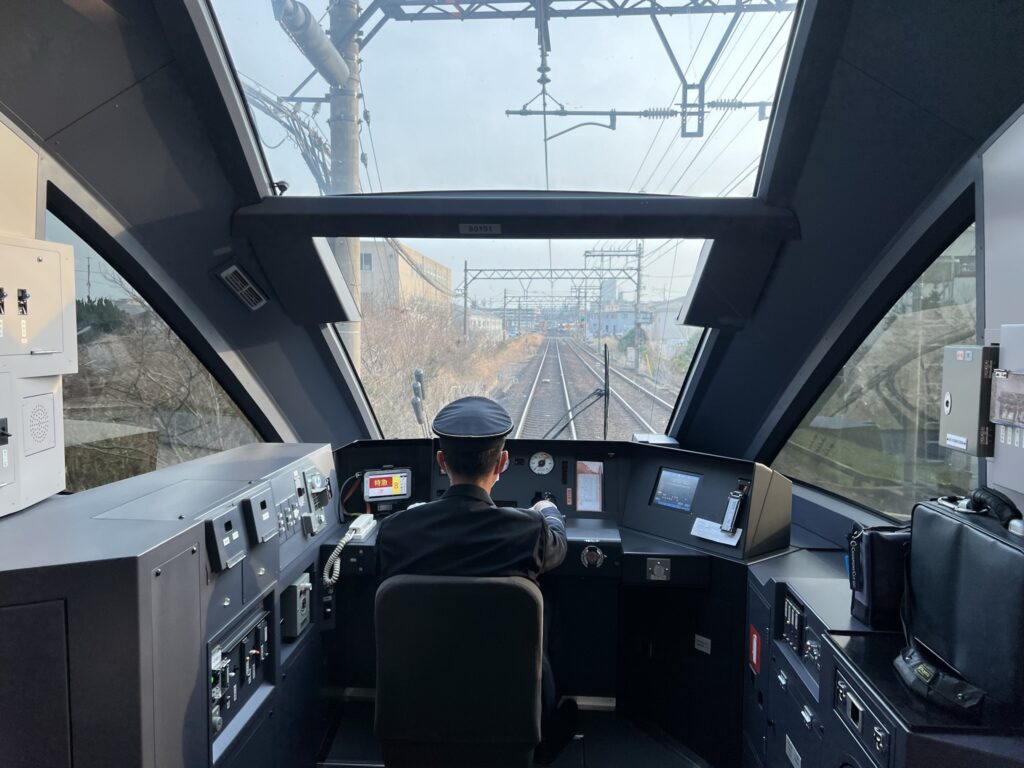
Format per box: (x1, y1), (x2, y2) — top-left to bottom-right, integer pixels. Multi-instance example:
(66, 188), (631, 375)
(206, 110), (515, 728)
(219, 265), (267, 311)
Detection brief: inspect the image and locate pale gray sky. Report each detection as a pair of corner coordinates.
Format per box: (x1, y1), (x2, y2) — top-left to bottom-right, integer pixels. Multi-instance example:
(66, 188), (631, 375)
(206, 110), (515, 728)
(212, 1), (795, 301)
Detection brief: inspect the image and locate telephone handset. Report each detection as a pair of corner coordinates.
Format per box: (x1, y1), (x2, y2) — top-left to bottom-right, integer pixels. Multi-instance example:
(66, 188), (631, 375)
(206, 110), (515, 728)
(322, 514), (378, 587)
(347, 513), (378, 541)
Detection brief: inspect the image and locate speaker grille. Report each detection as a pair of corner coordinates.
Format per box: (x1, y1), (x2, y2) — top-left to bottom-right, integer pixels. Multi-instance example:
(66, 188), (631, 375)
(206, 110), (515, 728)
(22, 394), (56, 457)
(29, 405), (48, 444)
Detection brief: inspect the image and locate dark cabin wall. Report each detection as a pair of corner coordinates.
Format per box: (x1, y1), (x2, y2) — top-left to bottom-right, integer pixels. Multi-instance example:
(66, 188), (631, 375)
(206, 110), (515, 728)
(0, 0), (376, 445)
(676, 0), (1024, 463)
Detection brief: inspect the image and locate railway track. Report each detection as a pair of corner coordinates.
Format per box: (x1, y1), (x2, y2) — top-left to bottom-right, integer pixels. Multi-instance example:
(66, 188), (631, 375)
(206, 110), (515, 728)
(562, 342), (660, 434)
(515, 340), (577, 439)
(569, 340), (675, 417)
(516, 337), (676, 439)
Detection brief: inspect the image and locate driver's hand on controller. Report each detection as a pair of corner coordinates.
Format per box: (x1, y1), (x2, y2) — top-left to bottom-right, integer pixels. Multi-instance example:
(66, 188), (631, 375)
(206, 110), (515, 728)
(532, 492), (560, 516)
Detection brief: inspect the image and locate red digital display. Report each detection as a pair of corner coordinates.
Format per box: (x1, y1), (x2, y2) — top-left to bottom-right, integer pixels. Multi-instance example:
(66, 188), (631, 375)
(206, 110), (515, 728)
(749, 624), (762, 675)
(364, 469), (411, 500)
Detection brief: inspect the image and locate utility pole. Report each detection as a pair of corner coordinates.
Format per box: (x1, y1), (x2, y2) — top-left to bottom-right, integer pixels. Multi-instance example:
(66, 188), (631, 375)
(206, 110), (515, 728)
(575, 285), (581, 341)
(463, 261), (469, 338)
(502, 288), (508, 341)
(634, 241), (643, 371)
(328, 0), (362, 369)
(596, 253), (604, 353)
(86, 255), (92, 301)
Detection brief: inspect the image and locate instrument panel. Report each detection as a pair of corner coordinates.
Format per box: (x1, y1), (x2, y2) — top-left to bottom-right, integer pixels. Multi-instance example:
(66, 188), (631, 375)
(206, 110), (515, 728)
(334, 438), (792, 562)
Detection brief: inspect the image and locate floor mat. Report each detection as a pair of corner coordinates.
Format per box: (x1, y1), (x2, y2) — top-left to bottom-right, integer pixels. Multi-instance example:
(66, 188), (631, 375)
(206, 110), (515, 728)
(546, 711), (703, 768)
(319, 705), (703, 768)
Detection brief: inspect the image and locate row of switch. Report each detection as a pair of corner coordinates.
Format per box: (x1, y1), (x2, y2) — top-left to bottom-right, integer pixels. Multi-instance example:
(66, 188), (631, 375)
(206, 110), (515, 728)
(277, 498), (303, 541)
(0, 288), (30, 316)
(210, 618), (270, 735)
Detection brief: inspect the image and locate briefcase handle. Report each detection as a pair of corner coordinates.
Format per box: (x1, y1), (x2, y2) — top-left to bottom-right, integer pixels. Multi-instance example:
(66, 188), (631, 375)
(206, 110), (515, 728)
(962, 487), (1021, 526)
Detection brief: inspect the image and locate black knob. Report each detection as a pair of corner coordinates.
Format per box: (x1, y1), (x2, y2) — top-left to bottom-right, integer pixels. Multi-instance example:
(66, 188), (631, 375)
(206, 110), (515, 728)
(580, 545), (605, 568)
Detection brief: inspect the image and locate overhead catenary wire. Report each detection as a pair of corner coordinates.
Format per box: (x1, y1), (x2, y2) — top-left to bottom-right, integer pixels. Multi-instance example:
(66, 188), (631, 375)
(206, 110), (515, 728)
(385, 238), (453, 296)
(677, 21), (788, 195)
(627, 14), (714, 192)
(659, 13), (784, 194)
(360, 86), (385, 192)
(681, 110), (757, 194)
(721, 161), (760, 196)
(721, 13), (791, 101)
(637, 11), (755, 192)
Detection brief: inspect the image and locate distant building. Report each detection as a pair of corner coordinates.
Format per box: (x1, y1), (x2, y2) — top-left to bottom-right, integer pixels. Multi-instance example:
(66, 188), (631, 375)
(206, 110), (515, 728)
(458, 308), (504, 340)
(647, 297), (694, 354)
(359, 239), (451, 311)
(586, 301), (658, 338)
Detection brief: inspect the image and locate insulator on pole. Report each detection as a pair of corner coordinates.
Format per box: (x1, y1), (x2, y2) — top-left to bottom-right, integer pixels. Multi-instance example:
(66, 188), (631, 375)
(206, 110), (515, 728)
(414, 369), (426, 401)
(641, 107), (677, 119)
(276, 0), (350, 87)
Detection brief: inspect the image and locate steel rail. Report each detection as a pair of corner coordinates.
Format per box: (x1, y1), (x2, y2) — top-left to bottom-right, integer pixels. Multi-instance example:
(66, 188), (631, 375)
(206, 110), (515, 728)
(566, 343), (656, 433)
(553, 339), (578, 441)
(515, 341), (551, 439)
(571, 340), (674, 411)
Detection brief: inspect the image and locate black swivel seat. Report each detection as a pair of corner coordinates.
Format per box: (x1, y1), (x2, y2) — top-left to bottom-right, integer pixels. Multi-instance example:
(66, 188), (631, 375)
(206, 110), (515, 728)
(375, 575), (544, 768)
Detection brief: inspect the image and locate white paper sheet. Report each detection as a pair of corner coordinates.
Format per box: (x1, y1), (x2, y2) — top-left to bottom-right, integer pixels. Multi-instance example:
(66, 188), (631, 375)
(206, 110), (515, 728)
(691, 516), (742, 547)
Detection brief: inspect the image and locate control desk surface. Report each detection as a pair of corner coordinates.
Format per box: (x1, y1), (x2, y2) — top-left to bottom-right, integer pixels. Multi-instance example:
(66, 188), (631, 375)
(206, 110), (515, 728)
(333, 438), (793, 574)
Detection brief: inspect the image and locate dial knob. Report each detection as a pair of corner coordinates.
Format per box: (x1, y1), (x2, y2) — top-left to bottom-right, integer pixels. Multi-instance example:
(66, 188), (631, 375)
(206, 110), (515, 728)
(580, 545), (605, 569)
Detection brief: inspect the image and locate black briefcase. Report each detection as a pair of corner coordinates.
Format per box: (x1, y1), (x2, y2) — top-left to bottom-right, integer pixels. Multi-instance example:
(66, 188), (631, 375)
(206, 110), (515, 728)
(908, 498), (1024, 706)
(847, 525), (909, 630)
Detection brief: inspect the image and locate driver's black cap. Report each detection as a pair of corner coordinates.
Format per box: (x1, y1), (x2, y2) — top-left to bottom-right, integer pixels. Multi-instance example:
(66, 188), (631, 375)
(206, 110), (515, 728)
(432, 396), (514, 439)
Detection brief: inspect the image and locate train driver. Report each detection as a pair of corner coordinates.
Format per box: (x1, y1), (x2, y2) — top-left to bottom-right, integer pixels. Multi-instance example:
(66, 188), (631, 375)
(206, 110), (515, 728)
(375, 395), (578, 763)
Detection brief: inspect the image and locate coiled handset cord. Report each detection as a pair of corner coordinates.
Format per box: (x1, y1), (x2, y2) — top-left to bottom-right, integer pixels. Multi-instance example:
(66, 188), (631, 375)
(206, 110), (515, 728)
(323, 528), (357, 587)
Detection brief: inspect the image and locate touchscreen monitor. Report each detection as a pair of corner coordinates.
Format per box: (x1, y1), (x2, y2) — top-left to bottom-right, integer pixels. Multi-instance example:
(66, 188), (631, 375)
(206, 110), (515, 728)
(652, 468), (701, 512)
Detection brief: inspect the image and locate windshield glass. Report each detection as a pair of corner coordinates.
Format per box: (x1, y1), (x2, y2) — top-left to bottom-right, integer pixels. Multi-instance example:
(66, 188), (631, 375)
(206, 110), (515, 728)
(210, 0), (798, 195)
(345, 237), (702, 439)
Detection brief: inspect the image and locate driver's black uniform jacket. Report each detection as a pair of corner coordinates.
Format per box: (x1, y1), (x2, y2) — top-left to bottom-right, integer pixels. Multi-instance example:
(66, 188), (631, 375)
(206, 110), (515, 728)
(375, 482), (568, 718)
(376, 483), (567, 581)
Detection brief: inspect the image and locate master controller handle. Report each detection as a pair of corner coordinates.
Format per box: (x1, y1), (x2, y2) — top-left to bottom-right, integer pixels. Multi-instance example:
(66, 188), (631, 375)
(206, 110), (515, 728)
(532, 491), (557, 506)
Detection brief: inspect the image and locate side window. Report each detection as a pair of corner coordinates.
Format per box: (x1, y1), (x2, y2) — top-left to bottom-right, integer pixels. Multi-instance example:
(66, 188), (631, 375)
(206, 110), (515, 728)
(773, 224), (978, 520)
(47, 213), (262, 492)
(361, 252), (373, 271)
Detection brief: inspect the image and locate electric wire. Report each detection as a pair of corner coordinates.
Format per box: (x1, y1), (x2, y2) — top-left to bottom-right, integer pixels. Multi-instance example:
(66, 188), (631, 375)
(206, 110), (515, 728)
(663, 18), (783, 196)
(637, 12), (753, 193)
(725, 15), (791, 103)
(358, 129), (376, 193)
(722, 160), (760, 196)
(360, 86), (385, 192)
(680, 110), (757, 194)
(716, 155), (760, 196)
(657, 12), (782, 195)
(627, 14), (713, 191)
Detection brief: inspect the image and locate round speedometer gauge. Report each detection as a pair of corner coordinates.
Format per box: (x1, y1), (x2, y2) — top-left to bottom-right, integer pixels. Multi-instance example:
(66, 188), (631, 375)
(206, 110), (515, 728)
(529, 451), (555, 475)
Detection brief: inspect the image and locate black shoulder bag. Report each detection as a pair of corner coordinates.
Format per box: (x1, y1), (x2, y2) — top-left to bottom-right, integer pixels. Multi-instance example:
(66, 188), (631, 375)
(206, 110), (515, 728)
(847, 524), (909, 630)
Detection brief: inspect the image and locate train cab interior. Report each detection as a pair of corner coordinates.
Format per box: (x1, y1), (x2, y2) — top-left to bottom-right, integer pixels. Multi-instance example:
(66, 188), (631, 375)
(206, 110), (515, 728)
(3, 1), (1024, 767)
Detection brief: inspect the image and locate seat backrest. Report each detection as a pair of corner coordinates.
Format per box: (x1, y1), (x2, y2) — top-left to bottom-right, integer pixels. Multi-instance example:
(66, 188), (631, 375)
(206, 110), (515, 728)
(374, 575), (543, 767)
